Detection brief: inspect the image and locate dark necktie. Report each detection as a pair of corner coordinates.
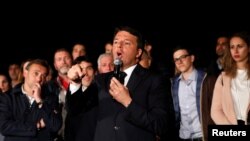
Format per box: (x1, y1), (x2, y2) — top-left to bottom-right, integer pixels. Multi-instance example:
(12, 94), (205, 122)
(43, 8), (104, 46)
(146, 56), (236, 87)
(119, 71), (127, 84)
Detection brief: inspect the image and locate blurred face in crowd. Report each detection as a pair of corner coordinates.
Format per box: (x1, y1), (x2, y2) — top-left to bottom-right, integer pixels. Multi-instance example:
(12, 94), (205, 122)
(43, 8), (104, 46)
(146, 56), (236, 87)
(8, 64), (21, 81)
(112, 31), (142, 70)
(105, 43), (113, 53)
(98, 55), (114, 73)
(216, 37), (229, 56)
(54, 50), (72, 75)
(173, 49), (194, 73)
(24, 63), (48, 89)
(79, 61), (95, 87)
(230, 37), (250, 64)
(0, 75), (10, 93)
(144, 44), (152, 55)
(139, 51), (151, 68)
(72, 44), (86, 60)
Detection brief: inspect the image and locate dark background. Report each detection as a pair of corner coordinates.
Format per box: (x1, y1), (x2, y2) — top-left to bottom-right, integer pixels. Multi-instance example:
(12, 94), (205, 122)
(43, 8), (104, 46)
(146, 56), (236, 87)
(1, 4), (249, 75)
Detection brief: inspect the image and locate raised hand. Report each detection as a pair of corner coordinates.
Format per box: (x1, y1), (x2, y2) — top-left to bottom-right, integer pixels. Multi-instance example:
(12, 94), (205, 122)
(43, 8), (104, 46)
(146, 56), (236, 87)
(67, 64), (85, 84)
(109, 77), (132, 107)
(32, 83), (42, 103)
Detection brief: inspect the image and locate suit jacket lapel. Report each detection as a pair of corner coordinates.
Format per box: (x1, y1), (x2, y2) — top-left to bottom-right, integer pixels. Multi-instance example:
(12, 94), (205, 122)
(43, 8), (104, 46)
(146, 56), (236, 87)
(102, 72), (113, 93)
(126, 65), (147, 94)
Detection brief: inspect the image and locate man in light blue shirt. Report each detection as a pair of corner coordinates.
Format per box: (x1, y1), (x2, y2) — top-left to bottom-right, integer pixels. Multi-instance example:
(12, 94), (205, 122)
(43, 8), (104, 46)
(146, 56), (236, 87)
(171, 46), (206, 141)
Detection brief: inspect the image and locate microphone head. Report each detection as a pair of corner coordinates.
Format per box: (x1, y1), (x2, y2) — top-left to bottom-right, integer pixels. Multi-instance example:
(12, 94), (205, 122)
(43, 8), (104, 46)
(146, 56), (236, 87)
(113, 58), (122, 80)
(114, 58), (122, 66)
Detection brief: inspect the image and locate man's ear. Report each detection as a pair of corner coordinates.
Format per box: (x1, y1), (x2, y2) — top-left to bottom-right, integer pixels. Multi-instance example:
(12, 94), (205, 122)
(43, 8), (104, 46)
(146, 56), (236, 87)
(136, 48), (142, 58)
(191, 55), (195, 63)
(23, 69), (28, 78)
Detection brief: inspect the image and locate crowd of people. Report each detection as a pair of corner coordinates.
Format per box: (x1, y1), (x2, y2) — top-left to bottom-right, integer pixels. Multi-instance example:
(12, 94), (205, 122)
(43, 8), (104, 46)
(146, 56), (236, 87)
(0, 26), (249, 141)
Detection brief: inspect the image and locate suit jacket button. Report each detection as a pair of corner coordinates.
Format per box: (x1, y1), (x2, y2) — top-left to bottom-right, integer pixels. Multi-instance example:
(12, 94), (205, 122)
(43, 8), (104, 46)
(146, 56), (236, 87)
(114, 126), (120, 130)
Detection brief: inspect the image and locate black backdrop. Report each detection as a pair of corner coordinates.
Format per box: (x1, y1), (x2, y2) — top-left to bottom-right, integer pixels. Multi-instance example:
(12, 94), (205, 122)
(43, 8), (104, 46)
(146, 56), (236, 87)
(1, 5), (249, 76)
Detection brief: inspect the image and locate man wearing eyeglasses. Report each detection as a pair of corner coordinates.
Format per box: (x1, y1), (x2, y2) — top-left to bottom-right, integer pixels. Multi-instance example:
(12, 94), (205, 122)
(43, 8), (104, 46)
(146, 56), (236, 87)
(171, 45), (214, 141)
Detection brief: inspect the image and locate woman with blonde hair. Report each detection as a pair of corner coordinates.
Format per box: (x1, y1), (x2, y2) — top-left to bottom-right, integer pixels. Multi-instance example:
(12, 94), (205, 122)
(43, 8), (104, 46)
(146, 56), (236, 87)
(211, 31), (250, 125)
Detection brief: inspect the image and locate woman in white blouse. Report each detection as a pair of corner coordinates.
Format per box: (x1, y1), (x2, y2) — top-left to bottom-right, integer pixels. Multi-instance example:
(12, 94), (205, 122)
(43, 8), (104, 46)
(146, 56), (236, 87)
(211, 31), (250, 125)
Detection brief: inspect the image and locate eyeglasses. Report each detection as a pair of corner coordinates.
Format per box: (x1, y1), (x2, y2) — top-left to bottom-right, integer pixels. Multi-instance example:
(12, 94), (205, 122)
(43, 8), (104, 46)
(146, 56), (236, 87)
(173, 54), (190, 63)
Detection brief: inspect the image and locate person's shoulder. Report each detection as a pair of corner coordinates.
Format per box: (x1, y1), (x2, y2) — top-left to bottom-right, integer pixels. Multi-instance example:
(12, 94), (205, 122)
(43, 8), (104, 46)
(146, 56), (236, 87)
(95, 71), (113, 79)
(143, 68), (170, 83)
(46, 79), (59, 87)
(0, 93), (9, 103)
(216, 71), (228, 80)
(0, 93), (5, 99)
(95, 71), (113, 85)
(170, 72), (181, 83)
(9, 84), (22, 96)
(45, 79), (61, 93)
(196, 68), (206, 74)
(219, 71), (232, 80)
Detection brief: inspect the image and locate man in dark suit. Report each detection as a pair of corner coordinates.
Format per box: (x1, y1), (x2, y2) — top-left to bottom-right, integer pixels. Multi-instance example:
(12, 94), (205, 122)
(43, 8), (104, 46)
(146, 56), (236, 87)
(64, 56), (98, 141)
(67, 26), (175, 141)
(0, 59), (62, 141)
(207, 36), (229, 76)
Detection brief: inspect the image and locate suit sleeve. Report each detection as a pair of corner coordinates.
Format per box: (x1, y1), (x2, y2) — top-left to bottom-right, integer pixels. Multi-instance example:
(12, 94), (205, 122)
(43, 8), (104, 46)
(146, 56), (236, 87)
(66, 83), (98, 117)
(0, 92), (62, 137)
(0, 94), (37, 136)
(211, 74), (231, 124)
(37, 93), (62, 133)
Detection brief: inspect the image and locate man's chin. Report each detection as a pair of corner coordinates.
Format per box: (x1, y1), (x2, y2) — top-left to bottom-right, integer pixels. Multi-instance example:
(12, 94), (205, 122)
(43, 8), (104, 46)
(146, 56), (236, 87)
(217, 54), (224, 57)
(216, 51), (225, 56)
(59, 68), (69, 75)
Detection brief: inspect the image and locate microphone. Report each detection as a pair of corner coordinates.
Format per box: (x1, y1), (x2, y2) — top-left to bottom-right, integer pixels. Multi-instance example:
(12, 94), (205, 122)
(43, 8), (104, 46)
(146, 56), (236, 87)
(113, 58), (123, 81)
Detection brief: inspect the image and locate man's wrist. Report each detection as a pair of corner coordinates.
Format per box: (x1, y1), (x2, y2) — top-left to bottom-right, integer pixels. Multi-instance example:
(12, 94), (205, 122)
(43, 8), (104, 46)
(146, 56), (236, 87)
(124, 99), (132, 108)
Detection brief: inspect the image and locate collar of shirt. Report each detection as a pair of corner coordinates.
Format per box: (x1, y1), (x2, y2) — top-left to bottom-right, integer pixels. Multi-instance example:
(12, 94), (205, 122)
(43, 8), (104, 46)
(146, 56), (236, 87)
(123, 64), (137, 86)
(57, 76), (69, 90)
(69, 83), (88, 95)
(82, 85), (88, 92)
(216, 58), (223, 70)
(178, 69), (198, 86)
(21, 85), (35, 105)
